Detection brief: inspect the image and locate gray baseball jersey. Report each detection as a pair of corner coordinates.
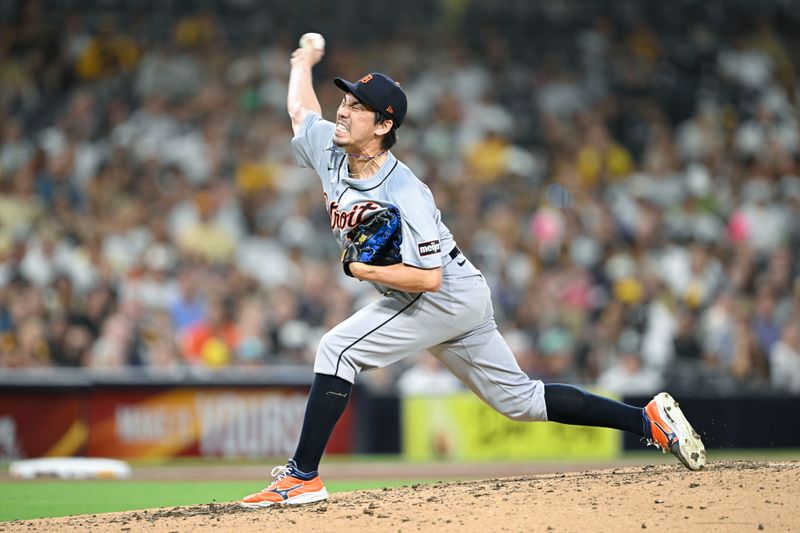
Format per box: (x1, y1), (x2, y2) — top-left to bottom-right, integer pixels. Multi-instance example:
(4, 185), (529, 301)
(292, 112), (547, 422)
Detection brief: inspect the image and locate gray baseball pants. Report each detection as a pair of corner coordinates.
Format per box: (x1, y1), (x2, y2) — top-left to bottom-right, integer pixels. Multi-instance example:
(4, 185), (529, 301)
(314, 257), (548, 422)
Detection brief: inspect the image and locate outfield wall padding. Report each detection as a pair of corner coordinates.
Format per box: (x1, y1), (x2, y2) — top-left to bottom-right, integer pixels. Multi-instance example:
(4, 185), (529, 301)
(0, 368), (355, 460)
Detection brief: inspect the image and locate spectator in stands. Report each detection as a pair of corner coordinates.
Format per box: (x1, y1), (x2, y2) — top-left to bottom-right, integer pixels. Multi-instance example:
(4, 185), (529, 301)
(181, 296), (239, 367)
(169, 264), (208, 334)
(136, 308), (182, 370)
(49, 317), (93, 368)
(770, 321), (800, 393)
(171, 183), (243, 264)
(597, 330), (663, 395)
(234, 297), (270, 365)
(86, 313), (134, 369)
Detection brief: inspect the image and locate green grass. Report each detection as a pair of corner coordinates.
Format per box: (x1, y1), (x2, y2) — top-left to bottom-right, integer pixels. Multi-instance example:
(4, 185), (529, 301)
(0, 479), (426, 522)
(3, 449), (787, 472)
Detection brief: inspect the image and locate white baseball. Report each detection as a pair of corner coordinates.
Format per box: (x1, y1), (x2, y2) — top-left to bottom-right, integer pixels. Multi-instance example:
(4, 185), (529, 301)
(299, 32), (325, 51)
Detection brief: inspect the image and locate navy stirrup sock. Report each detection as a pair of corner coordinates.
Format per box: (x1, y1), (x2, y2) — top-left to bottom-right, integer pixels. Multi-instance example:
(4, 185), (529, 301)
(292, 373), (353, 473)
(544, 383), (646, 437)
(286, 459), (318, 480)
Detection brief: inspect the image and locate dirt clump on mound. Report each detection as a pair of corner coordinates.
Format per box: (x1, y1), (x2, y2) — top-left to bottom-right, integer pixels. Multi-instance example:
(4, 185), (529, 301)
(14, 461), (800, 532)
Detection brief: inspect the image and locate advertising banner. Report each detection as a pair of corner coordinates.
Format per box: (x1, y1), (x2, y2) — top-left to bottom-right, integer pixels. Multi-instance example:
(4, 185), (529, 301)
(402, 392), (620, 460)
(87, 387), (354, 458)
(0, 386), (354, 459)
(0, 393), (85, 459)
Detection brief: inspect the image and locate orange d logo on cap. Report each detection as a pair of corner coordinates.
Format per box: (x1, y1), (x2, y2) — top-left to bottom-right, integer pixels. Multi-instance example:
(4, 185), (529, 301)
(334, 72), (407, 127)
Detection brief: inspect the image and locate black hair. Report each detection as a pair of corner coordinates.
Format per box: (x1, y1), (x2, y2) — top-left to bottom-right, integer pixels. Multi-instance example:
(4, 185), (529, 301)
(374, 111), (397, 150)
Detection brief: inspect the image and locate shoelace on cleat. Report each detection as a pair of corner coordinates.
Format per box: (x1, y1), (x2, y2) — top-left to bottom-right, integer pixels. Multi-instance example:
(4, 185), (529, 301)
(642, 437), (668, 453)
(259, 464), (292, 492)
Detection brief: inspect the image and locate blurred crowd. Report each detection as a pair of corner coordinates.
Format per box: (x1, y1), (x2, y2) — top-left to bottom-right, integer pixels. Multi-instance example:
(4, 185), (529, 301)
(1, 0), (799, 396)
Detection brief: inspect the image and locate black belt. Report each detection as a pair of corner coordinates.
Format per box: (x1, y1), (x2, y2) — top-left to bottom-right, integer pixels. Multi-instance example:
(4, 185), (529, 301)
(448, 245), (461, 260)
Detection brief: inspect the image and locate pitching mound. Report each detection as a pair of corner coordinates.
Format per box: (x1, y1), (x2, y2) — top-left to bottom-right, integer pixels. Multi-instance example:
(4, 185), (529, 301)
(12, 461), (799, 532)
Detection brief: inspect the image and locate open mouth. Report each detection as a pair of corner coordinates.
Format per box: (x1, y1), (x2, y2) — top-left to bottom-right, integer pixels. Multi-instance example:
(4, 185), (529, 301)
(335, 122), (348, 134)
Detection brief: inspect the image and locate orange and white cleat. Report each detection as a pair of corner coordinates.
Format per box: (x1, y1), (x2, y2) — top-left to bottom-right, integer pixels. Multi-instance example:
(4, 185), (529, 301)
(643, 392), (706, 471)
(240, 461), (329, 508)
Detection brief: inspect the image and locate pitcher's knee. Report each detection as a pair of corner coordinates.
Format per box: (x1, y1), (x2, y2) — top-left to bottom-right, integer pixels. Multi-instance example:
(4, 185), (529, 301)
(503, 408), (537, 422)
(317, 330), (338, 355)
(491, 380), (548, 422)
(499, 403), (545, 422)
(313, 332), (359, 383)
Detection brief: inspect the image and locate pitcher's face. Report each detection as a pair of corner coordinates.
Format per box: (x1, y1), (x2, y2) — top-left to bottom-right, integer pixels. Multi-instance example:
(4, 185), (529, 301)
(333, 93), (388, 152)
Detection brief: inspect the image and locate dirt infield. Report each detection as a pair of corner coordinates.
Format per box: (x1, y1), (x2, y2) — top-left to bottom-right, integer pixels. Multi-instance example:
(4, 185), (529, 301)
(11, 461), (799, 532)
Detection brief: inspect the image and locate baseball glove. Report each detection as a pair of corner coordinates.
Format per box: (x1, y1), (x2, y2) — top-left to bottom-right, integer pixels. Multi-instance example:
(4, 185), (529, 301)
(341, 206), (403, 277)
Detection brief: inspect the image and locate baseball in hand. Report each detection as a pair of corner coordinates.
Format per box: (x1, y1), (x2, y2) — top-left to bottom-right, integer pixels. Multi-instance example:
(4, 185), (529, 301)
(299, 32), (325, 51)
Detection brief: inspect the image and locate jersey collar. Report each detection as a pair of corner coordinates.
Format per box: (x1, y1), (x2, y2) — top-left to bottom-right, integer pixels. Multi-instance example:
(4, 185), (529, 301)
(340, 151), (397, 190)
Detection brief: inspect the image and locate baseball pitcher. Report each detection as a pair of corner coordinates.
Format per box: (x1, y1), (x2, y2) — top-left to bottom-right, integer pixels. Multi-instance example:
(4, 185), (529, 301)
(241, 37), (706, 508)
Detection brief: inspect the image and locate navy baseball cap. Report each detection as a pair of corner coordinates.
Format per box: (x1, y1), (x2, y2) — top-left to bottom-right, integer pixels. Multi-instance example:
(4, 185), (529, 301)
(334, 73), (407, 128)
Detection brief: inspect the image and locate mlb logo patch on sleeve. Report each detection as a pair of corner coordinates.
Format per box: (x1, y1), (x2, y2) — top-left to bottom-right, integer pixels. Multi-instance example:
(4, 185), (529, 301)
(417, 240), (441, 256)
